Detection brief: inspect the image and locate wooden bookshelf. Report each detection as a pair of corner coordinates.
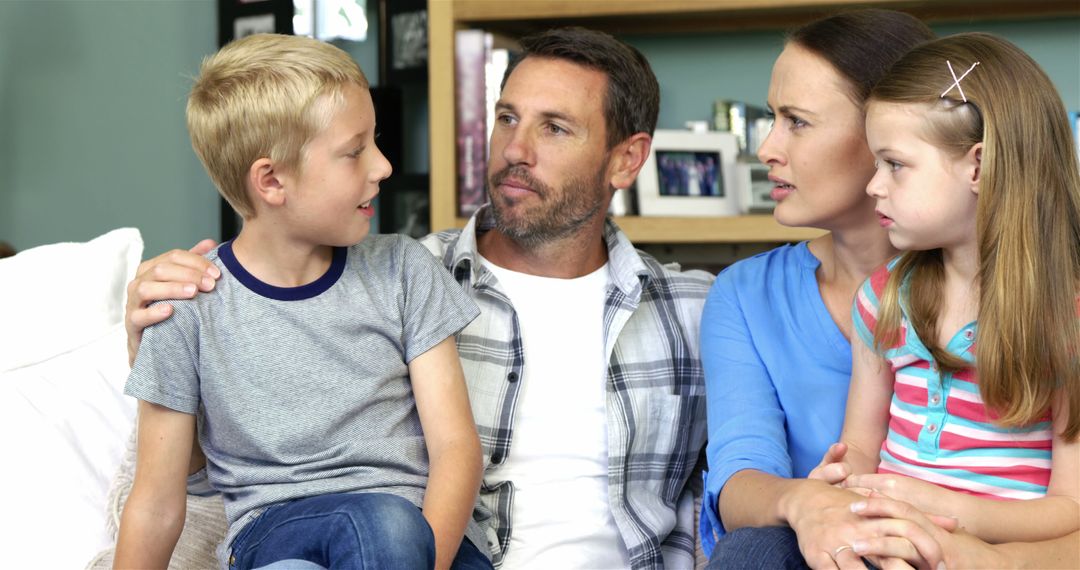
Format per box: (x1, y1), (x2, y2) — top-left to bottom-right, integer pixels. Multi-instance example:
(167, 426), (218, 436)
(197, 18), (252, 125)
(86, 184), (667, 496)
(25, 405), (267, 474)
(427, 0), (1079, 244)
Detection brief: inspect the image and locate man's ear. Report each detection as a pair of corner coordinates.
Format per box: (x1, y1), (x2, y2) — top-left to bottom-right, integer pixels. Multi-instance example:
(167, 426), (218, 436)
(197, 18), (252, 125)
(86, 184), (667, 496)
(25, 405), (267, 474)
(609, 133), (652, 191)
(248, 158), (287, 207)
(967, 142), (983, 195)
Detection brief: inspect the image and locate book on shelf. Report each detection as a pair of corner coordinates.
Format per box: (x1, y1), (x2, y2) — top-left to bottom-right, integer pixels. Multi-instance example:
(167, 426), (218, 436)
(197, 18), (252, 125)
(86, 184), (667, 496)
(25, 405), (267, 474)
(455, 29), (487, 217)
(455, 30), (520, 217)
(714, 99), (770, 158)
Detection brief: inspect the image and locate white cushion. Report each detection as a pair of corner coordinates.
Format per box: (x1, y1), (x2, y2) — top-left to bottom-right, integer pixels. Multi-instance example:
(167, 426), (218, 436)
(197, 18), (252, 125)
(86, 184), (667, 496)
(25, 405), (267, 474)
(0, 227), (143, 372)
(0, 228), (142, 570)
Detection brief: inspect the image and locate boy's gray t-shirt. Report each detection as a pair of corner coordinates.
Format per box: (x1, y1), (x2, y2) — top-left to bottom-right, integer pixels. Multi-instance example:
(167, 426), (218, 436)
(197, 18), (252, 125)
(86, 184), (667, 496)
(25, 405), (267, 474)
(125, 234), (483, 558)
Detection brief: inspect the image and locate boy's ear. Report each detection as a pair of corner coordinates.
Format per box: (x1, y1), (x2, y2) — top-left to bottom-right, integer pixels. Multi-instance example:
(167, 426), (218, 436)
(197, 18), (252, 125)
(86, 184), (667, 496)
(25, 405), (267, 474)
(248, 158), (287, 207)
(967, 142), (983, 195)
(608, 133), (652, 192)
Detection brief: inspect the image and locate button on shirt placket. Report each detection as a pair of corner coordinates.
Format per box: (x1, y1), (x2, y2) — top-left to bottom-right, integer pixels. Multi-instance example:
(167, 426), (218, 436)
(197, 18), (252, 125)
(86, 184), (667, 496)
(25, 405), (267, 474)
(918, 363), (948, 460)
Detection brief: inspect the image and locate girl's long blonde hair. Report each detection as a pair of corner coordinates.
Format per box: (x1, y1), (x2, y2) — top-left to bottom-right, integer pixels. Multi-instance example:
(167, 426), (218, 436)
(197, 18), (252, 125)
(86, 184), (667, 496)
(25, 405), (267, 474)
(869, 33), (1080, 439)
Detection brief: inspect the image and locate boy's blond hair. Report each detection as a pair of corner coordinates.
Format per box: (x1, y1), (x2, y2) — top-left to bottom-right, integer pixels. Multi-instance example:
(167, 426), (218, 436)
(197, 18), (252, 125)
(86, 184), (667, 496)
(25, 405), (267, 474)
(187, 33), (368, 218)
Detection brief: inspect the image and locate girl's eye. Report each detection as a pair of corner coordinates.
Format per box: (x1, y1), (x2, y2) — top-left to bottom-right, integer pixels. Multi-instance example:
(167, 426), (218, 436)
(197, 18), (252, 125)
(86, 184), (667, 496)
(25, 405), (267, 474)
(875, 159), (902, 172)
(347, 147), (364, 158)
(788, 115), (807, 129)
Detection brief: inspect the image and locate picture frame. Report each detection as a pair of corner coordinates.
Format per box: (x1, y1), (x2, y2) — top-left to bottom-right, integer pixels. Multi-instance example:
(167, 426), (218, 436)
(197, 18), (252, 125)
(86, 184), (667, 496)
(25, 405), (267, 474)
(636, 129), (740, 217)
(380, 0), (427, 84)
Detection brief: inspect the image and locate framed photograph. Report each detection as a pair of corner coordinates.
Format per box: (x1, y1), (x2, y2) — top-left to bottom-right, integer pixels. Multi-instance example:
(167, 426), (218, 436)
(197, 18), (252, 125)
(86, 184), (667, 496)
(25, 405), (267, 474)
(380, 0), (427, 84)
(636, 130), (740, 217)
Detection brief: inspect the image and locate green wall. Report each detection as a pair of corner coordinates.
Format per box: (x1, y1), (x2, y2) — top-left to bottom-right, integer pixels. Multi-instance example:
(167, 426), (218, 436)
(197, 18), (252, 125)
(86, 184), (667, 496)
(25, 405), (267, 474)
(627, 17), (1080, 130)
(0, 0), (218, 257)
(1, 5), (1076, 257)
(0, 0), (381, 257)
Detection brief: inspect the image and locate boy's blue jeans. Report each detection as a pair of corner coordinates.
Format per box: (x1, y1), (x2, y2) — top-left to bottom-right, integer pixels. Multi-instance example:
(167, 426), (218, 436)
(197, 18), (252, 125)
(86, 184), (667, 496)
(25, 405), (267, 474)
(228, 492), (491, 570)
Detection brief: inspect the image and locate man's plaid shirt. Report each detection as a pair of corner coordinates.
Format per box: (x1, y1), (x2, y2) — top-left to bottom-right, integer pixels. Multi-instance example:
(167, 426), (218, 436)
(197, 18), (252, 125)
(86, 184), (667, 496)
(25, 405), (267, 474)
(420, 207), (713, 569)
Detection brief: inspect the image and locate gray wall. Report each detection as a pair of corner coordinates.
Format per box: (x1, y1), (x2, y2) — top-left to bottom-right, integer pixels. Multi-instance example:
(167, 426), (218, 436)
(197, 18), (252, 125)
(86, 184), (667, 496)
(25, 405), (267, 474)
(1, 4), (1077, 257)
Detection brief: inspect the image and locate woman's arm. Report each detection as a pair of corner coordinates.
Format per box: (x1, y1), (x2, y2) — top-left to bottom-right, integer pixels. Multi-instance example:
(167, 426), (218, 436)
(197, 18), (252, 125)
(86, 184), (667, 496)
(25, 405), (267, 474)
(701, 268), (800, 533)
(411, 336), (483, 570)
(702, 267), (878, 569)
(114, 401), (196, 569)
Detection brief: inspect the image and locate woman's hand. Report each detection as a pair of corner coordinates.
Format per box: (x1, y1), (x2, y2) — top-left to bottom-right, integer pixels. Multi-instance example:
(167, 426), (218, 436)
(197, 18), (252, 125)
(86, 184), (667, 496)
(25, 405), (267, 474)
(784, 479), (881, 569)
(125, 239), (219, 365)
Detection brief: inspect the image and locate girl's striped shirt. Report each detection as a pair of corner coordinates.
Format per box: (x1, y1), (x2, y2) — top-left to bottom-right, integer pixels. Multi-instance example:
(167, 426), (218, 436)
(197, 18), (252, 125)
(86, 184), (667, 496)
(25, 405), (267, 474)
(851, 261), (1052, 500)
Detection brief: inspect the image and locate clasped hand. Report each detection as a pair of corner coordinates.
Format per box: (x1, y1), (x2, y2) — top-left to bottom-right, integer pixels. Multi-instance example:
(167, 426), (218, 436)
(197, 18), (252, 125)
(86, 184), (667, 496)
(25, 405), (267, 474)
(795, 443), (961, 569)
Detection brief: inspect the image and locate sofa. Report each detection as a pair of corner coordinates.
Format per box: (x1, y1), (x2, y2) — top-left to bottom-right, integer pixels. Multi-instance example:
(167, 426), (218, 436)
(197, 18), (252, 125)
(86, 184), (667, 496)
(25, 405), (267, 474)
(3, 228), (708, 569)
(0, 228), (225, 569)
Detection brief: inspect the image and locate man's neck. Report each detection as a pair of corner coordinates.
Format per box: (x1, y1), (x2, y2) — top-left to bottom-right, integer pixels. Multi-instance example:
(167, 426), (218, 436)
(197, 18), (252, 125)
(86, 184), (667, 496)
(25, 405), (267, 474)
(231, 224), (335, 287)
(476, 218), (609, 279)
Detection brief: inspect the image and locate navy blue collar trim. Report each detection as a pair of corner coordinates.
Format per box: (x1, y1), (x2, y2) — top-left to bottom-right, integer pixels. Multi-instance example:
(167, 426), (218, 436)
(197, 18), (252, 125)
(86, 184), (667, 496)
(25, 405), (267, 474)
(219, 241), (346, 301)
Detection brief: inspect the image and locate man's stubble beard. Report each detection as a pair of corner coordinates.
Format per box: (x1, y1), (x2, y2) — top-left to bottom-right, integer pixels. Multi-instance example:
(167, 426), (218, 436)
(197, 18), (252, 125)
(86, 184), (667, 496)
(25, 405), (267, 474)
(488, 164), (610, 250)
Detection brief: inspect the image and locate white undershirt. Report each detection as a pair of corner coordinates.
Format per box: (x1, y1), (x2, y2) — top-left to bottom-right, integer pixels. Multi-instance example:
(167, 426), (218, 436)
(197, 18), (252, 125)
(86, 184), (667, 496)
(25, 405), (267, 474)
(480, 255), (630, 570)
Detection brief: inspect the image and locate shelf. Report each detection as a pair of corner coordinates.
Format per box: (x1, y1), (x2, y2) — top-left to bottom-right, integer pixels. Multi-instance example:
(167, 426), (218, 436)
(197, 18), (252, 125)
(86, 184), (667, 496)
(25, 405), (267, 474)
(446, 0), (1080, 34)
(613, 215), (824, 244)
(427, 0), (1079, 244)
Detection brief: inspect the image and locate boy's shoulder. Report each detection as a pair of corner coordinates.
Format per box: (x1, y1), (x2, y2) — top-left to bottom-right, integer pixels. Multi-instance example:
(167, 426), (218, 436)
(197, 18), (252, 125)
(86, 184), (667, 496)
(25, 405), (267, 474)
(350, 233), (442, 267)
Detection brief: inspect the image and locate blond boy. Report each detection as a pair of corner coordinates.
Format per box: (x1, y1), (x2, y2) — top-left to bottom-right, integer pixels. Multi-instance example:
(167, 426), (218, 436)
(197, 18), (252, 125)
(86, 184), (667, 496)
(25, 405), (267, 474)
(114, 34), (487, 570)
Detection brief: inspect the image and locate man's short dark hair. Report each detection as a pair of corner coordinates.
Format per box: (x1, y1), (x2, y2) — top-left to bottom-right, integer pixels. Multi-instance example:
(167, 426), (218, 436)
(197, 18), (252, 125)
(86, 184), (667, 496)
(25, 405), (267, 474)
(502, 27), (660, 150)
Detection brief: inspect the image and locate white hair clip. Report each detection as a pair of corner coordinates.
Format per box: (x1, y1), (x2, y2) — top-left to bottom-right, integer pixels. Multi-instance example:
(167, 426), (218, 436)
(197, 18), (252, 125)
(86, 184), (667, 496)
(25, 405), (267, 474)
(941, 60), (980, 103)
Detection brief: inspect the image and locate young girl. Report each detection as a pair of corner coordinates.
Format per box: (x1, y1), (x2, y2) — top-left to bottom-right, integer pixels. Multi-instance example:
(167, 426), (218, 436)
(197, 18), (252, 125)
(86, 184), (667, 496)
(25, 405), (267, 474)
(825, 32), (1080, 548)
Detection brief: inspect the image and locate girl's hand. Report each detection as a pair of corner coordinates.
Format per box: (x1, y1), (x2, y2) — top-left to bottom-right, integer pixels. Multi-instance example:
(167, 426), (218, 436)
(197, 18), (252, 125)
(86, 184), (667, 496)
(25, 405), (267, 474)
(848, 495), (1012, 570)
(842, 473), (958, 520)
(809, 442), (854, 486)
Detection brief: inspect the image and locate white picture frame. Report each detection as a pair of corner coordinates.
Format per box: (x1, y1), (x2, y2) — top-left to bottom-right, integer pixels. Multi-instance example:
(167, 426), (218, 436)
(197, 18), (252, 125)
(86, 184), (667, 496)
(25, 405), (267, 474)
(636, 129), (740, 217)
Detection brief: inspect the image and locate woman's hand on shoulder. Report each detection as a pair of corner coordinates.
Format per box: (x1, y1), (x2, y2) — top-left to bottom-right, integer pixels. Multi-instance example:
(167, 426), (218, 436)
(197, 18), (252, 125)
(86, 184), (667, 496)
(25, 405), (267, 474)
(126, 239), (219, 365)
